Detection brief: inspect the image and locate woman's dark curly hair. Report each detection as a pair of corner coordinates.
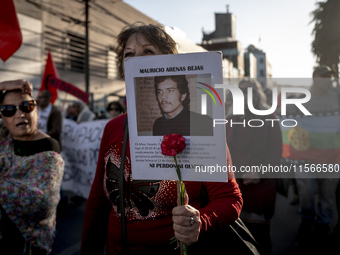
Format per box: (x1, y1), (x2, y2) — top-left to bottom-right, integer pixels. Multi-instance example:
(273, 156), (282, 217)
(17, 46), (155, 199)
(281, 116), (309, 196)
(116, 22), (178, 79)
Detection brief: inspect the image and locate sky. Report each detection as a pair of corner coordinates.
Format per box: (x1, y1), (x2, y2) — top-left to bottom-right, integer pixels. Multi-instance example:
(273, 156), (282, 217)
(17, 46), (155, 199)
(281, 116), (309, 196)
(124, 0), (321, 78)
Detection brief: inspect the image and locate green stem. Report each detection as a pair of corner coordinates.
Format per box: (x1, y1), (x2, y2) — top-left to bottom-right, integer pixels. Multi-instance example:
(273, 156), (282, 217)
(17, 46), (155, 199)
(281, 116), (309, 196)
(173, 156), (185, 205)
(173, 156), (182, 181)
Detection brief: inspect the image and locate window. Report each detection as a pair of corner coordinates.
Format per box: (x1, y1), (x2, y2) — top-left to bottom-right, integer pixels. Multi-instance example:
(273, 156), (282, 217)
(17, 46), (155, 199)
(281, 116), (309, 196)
(108, 50), (118, 79)
(44, 26), (116, 79)
(260, 69), (265, 77)
(67, 33), (85, 73)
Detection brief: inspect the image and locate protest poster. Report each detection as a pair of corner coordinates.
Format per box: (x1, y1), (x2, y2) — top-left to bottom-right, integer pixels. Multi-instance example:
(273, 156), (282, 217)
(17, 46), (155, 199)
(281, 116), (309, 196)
(60, 118), (109, 197)
(124, 52), (228, 182)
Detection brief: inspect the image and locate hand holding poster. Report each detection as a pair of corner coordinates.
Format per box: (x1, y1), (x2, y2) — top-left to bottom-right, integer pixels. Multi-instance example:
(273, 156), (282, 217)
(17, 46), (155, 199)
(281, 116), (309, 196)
(124, 52), (228, 182)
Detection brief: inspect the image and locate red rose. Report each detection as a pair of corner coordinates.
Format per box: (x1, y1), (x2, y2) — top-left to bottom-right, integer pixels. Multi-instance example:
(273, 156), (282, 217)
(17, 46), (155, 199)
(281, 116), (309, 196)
(161, 134), (186, 156)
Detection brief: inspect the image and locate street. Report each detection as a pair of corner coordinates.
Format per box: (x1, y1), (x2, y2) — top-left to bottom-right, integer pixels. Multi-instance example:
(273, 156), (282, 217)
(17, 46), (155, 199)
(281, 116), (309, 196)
(51, 187), (339, 255)
(51, 192), (86, 255)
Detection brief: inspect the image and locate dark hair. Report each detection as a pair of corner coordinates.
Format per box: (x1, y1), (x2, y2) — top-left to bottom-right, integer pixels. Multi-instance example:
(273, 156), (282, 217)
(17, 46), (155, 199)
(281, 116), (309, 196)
(0, 89), (23, 104)
(116, 22), (178, 79)
(72, 101), (84, 109)
(154, 75), (190, 110)
(106, 101), (125, 113)
(39, 90), (52, 99)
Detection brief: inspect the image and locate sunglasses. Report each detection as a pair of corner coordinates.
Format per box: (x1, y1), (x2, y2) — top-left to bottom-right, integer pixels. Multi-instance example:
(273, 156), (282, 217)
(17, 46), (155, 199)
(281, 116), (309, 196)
(109, 108), (120, 111)
(0, 100), (37, 117)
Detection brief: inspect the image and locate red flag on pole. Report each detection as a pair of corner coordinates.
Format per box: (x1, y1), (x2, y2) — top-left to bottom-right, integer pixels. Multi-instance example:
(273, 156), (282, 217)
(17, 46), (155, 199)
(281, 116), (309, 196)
(39, 51), (59, 103)
(48, 76), (89, 104)
(0, 0), (22, 62)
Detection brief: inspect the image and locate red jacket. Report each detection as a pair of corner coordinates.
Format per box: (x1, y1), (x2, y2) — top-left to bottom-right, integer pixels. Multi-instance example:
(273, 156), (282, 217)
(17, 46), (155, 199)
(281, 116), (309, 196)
(81, 113), (242, 254)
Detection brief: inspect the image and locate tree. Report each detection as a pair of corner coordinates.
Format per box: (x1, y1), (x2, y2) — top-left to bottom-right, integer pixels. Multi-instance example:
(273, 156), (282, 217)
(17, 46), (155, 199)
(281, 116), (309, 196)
(311, 0), (340, 79)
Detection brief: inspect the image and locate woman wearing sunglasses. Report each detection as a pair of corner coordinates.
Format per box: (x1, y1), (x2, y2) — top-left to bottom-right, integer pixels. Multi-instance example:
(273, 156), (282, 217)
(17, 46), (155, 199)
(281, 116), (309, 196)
(0, 80), (64, 254)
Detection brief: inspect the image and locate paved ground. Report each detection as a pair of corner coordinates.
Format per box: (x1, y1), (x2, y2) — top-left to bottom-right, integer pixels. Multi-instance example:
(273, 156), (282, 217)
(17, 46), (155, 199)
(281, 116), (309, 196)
(271, 187), (339, 255)
(51, 192), (86, 255)
(50, 187), (339, 255)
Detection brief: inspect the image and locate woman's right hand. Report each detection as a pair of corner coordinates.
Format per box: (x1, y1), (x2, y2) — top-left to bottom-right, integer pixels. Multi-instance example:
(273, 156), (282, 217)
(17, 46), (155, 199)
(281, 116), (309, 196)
(172, 192), (201, 246)
(0, 80), (33, 96)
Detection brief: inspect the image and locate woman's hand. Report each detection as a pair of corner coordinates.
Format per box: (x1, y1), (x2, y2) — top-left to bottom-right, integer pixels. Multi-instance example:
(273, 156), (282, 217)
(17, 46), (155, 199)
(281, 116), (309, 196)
(172, 193), (201, 246)
(0, 80), (33, 96)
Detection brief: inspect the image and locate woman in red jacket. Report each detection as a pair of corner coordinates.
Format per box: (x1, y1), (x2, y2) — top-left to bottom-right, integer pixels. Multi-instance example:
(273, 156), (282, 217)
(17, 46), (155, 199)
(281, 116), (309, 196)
(80, 22), (242, 255)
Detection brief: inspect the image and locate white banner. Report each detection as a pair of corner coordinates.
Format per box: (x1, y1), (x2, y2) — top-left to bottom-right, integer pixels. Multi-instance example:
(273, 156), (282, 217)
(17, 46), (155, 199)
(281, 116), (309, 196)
(60, 118), (109, 198)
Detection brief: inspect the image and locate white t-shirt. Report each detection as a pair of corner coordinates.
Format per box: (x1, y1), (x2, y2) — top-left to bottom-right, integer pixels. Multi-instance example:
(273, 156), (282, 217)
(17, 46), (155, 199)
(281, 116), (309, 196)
(77, 106), (95, 123)
(38, 104), (52, 133)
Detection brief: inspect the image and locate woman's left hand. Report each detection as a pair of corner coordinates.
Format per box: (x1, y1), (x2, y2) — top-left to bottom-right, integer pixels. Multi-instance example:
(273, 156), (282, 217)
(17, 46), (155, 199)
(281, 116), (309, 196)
(172, 194), (201, 246)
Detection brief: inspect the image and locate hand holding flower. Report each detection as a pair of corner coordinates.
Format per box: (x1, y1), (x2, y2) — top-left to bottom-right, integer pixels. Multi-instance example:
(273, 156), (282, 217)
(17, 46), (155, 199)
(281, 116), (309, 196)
(161, 133), (193, 254)
(172, 193), (201, 246)
(161, 134), (186, 205)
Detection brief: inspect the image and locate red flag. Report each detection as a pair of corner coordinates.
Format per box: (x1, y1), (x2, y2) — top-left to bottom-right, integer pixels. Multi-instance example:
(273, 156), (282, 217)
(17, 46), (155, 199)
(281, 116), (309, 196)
(39, 51), (59, 103)
(48, 76), (89, 104)
(0, 0), (22, 61)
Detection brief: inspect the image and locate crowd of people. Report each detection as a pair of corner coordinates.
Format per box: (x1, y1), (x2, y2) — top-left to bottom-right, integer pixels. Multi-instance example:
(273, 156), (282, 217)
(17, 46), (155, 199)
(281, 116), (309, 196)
(225, 67), (340, 254)
(0, 22), (339, 255)
(65, 99), (126, 123)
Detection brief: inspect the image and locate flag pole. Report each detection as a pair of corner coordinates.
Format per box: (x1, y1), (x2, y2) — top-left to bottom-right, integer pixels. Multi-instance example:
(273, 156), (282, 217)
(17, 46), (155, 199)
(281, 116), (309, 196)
(85, 0), (90, 108)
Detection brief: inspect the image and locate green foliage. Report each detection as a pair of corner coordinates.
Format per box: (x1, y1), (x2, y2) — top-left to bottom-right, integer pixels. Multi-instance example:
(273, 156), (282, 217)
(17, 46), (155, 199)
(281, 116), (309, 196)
(311, 0), (340, 77)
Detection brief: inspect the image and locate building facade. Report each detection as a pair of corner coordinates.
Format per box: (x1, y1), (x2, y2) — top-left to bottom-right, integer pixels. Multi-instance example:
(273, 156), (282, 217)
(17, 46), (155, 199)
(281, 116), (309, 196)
(200, 7), (243, 78)
(244, 51), (257, 79)
(247, 44), (272, 88)
(1, 0), (207, 112)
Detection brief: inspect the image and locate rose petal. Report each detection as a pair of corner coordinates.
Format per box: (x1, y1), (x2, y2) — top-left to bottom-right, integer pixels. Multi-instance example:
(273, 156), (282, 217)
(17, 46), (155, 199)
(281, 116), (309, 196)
(161, 133), (186, 156)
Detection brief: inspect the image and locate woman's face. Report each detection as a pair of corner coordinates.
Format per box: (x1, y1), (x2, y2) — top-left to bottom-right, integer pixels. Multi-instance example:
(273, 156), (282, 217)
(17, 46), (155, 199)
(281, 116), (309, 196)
(122, 33), (163, 73)
(108, 104), (121, 119)
(1, 92), (39, 141)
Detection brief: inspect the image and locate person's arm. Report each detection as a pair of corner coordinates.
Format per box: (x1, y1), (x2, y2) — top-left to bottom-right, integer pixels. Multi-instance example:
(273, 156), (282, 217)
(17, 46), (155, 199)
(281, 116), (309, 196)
(199, 146), (242, 232)
(80, 122), (113, 255)
(0, 80), (33, 95)
(172, 146), (242, 245)
(199, 178), (242, 231)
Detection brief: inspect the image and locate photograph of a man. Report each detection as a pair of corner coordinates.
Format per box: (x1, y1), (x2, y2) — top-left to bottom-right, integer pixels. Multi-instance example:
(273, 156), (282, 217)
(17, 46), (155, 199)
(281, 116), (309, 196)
(152, 75), (213, 136)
